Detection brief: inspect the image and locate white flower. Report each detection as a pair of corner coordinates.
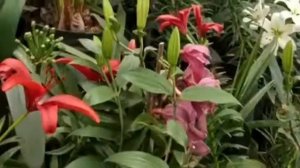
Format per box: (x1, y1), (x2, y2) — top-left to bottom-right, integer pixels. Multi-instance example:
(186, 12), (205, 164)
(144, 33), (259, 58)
(261, 12), (295, 50)
(243, 0), (270, 30)
(275, 0), (300, 23)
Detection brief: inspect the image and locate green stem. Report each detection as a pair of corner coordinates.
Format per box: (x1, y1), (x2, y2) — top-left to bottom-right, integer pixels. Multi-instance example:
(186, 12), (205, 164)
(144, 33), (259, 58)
(139, 36), (145, 67)
(106, 60), (124, 151)
(0, 113), (28, 142)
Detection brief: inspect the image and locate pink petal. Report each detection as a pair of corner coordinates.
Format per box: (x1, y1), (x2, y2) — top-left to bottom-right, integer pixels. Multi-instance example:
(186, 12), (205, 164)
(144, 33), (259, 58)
(128, 39), (137, 50)
(38, 104), (59, 134)
(189, 140), (210, 156)
(182, 44), (211, 65)
(42, 95), (100, 123)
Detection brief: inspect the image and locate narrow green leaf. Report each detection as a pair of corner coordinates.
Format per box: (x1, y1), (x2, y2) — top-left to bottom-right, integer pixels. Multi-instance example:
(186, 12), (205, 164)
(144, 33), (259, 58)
(65, 156), (102, 168)
(226, 159), (266, 168)
(282, 40), (294, 75)
(269, 58), (287, 104)
(167, 28), (180, 68)
(46, 143), (76, 155)
(105, 151), (169, 168)
(166, 120), (188, 148)
(247, 120), (286, 129)
(70, 126), (119, 142)
(136, 0), (150, 30)
(83, 86), (116, 106)
(0, 146), (21, 167)
(120, 68), (173, 95)
(181, 86), (241, 105)
(0, 116), (5, 131)
(240, 81), (274, 119)
(59, 43), (96, 63)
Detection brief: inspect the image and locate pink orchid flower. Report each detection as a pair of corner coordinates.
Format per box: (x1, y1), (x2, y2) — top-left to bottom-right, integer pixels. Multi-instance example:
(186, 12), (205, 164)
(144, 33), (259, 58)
(182, 44), (211, 66)
(156, 8), (191, 34)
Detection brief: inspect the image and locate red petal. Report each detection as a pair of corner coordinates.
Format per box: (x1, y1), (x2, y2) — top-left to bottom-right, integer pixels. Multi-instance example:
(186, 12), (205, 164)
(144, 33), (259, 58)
(42, 95), (100, 123)
(2, 58), (31, 79)
(192, 5), (204, 36)
(38, 104), (59, 134)
(55, 57), (73, 64)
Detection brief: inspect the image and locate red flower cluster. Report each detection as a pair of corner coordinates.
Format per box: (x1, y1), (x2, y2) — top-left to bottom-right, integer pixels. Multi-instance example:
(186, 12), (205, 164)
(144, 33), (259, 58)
(0, 58), (100, 134)
(156, 4), (223, 38)
(153, 44), (220, 156)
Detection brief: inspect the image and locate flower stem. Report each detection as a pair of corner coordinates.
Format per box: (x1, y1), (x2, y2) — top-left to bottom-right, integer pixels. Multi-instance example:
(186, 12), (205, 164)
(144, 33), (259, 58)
(139, 36), (145, 67)
(0, 113), (28, 142)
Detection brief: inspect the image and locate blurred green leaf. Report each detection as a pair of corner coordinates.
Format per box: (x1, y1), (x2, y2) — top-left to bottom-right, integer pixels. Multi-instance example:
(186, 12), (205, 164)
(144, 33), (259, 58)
(0, 0), (25, 59)
(240, 81), (274, 119)
(46, 143), (76, 155)
(166, 120), (188, 148)
(226, 159), (266, 168)
(0, 146), (21, 167)
(83, 86), (115, 106)
(59, 43), (96, 63)
(70, 126), (119, 142)
(6, 87), (45, 168)
(120, 68), (173, 95)
(79, 38), (100, 54)
(65, 156), (102, 168)
(116, 54), (140, 87)
(105, 151), (169, 168)
(0, 116), (5, 132)
(181, 86), (240, 105)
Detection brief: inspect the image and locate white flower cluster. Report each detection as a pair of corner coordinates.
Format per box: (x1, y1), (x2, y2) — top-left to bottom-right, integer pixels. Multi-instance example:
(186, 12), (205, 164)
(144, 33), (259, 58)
(243, 0), (300, 50)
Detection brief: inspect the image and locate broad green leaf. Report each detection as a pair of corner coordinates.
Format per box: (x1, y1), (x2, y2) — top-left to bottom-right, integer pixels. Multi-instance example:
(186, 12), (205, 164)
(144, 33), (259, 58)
(166, 120), (188, 148)
(83, 86), (116, 106)
(6, 87), (45, 168)
(282, 41), (294, 75)
(0, 0), (25, 58)
(102, 26), (115, 59)
(70, 126), (119, 142)
(79, 38), (100, 54)
(226, 159), (266, 168)
(46, 143), (76, 155)
(136, 0), (150, 31)
(181, 86), (240, 105)
(240, 81), (273, 119)
(105, 151), (169, 168)
(65, 156), (102, 168)
(0, 146), (21, 167)
(167, 28), (180, 68)
(116, 54), (140, 87)
(120, 68), (173, 95)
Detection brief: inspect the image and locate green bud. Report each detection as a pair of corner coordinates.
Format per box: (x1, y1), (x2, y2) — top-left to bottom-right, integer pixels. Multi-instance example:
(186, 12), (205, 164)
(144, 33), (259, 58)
(103, 0), (114, 23)
(102, 26), (115, 59)
(282, 41), (294, 75)
(167, 27), (181, 68)
(136, 0), (150, 31)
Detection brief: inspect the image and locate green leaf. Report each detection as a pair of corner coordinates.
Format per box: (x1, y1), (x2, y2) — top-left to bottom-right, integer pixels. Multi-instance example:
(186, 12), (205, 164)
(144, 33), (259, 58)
(181, 86), (241, 105)
(167, 28), (180, 68)
(120, 68), (173, 95)
(6, 87), (45, 168)
(282, 40), (294, 75)
(0, 0), (25, 58)
(0, 146), (21, 167)
(83, 86), (116, 106)
(116, 54), (140, 87)
(79, 38), (100, 54)
(46, 143), (76, 155)
(246, 120), (286, 129)
(102, 26), (115, 59)
(70, 126), (119, 142)
(240, 81), (273, 119)
(166, 120), (188, 148)
(269, 58), (287, 104)
(105, 151), (169, 168)
(65, 156), (102, 168)
(59, 43), (96, 63)
(136, 0), (150, 31)
(214, 109), (243, 122)
(0, 116), (5, 131)
(226, 159), (266, 168)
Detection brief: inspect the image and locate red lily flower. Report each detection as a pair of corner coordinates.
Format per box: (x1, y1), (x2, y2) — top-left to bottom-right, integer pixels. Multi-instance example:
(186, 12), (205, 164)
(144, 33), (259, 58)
(156, 8), (191, 34)
(0, 58), (32, 91)
(192, 5), (224, 37)
(56, 58), (120, 82)
(2, 76), (100, 134)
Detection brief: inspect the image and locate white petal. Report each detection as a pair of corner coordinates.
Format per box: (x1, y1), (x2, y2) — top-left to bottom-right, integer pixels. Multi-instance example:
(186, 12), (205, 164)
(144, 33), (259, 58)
(271, 13), (286, 30)
(262, 19), (271, 32)
(282, 24), (295, 35)
(243, 17), (252, 23)
(261, 32), (274, 48)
